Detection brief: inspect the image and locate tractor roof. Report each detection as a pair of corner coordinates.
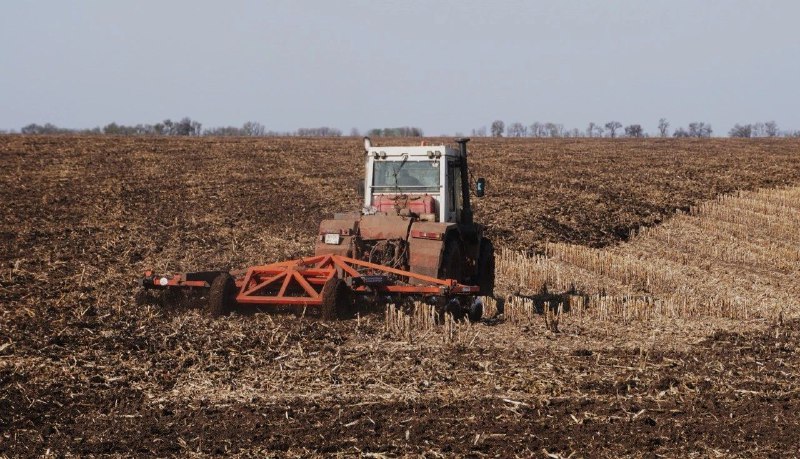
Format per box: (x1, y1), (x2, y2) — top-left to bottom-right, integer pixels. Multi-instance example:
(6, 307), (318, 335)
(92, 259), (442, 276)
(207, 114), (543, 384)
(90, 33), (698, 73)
(365, 144), (461, 159)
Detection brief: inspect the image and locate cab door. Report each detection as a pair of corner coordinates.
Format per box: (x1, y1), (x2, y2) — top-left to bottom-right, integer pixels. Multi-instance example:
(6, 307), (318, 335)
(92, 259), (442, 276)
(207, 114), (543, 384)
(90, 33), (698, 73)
(446, 160), (463, 223)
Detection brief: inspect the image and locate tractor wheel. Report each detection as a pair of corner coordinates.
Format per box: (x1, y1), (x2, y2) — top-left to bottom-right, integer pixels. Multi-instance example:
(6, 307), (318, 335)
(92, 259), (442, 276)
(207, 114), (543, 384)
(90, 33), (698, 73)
(206, 273), (236, 317)
(439, 238), (464, 283)
(467, 297), (484, 323)
(320, 277), (353, 320)
(443, 297), (466, 320)
(477, 238), (495, 297)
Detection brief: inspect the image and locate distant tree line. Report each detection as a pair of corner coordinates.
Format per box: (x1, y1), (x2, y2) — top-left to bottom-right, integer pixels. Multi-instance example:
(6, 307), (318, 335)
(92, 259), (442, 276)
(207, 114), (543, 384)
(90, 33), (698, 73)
(103, 117), (204, 136)
(204, 121), (271, 136)
(366, 126), (424, 137)
(476, 118), (718, 138)
(672, 122), (713, 138)
(11, 118), (353, 137)
(21, 123), (100, 135)
(296, 127), (342, 137)
(726, 121), (800, 138)
(474, 118), (800, 139)
(8, 118), (800, 138)
(11, 119), (431, 138)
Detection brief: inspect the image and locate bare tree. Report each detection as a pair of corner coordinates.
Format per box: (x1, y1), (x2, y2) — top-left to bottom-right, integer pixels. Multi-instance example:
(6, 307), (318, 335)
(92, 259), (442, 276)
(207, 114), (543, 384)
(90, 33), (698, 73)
(160, 119), (174, 135)
(545, 122), (564, 138)
(587, 122), (596, 138)
(658, 118), (670, 138)
(605, 121), (622, 138)
(174, 118), (189, 135)
(507, 122), (527, 137)
(729, 124), (753, 138)
(673, 127), (691, 138)
(471, 126), (487, 137)
(170, 117), (200, 136)
(242, 121), (266, 136)
(624, 124), (644, 138)
(490, 120), (505, 137)
(765, 121), (779, 137)
(530, 122), (545, 138)
(687, 122), (712, 138)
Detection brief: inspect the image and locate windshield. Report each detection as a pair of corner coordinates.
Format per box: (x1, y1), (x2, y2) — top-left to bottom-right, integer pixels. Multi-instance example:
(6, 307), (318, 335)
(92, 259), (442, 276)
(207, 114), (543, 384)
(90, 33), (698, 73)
(372, 160), (440, 193)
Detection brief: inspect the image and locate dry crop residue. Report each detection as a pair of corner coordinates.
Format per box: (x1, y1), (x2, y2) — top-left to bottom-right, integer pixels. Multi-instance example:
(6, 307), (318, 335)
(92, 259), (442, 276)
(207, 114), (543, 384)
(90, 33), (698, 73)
(497, 186), (800, 323)
(2, 135), (800, 456)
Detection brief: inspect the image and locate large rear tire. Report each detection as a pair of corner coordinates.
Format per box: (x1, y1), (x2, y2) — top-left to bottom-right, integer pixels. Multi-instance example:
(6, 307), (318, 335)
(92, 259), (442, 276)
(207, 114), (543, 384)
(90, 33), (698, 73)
(439, 238), (464, 283)
(477, 238), (495, 297)
(207, 273), (236, 317)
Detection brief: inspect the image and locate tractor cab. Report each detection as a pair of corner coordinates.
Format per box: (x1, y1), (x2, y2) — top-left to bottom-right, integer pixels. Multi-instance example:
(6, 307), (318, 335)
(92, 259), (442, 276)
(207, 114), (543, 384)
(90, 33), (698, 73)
(363, 140), (470, 223)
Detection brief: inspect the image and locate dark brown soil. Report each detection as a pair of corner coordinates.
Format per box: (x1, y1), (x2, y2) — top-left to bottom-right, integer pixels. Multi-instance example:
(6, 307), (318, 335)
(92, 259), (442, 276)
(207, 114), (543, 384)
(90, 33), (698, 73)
(2, 309), (798, 457)
(2, 135), (800, 457)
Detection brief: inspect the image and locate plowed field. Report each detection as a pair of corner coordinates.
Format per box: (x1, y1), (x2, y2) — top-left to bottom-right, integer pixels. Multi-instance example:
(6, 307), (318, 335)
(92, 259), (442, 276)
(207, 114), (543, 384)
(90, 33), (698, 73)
(2, 136), (800, 457)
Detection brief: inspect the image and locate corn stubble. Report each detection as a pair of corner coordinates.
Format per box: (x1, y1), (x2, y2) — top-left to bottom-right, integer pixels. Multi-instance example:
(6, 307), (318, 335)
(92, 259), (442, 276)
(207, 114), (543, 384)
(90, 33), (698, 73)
(497, 187), (800, 323)
(388, 187), (799, 332)
(384, 301), (479, 345)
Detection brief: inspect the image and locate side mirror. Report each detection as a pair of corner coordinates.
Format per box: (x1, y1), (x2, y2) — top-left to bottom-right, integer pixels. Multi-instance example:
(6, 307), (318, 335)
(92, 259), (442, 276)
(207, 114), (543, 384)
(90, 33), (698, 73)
(475, 178), (486, 197)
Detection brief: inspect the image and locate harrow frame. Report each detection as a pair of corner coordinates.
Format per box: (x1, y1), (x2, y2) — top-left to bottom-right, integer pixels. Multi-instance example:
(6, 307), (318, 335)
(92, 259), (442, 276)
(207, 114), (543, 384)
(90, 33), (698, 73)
(140, 254), (479, 310)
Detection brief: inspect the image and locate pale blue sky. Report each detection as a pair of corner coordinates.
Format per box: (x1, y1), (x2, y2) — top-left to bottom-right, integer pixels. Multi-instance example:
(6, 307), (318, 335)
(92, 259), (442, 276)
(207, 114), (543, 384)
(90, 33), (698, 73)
(1, 0), (798, 135)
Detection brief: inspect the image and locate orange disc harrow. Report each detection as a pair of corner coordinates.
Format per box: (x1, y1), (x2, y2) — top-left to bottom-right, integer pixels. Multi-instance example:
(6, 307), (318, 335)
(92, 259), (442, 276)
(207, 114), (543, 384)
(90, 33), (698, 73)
(141, 254), (479, 309)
